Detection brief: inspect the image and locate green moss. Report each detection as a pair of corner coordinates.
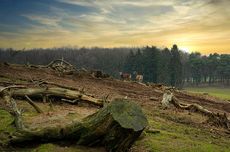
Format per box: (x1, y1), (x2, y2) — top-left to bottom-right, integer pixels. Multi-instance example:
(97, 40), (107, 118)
(109, 99), (148, 131)
(32, 144), (56, 152)
(32, 144), (105, 152)
(0, 109), (15, 132)
(0, 109), (16, 146)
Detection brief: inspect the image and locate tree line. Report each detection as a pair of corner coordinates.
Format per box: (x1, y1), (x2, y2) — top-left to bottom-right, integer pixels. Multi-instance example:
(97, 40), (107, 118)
(0, 45), (229, 88)
(124, 45), (230, 87)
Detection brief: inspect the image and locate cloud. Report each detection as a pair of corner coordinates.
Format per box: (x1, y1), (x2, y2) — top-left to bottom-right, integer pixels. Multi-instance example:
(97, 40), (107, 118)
(21, 14), (61, 27)
(57, 0), (95, 7)
(0, 0), (229, 54)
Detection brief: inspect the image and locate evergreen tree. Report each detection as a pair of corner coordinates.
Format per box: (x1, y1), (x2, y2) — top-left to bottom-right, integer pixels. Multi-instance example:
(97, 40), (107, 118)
(157, 48), (171, 85)
(169, 45), (183, 87)
(142, 46), (159, 82)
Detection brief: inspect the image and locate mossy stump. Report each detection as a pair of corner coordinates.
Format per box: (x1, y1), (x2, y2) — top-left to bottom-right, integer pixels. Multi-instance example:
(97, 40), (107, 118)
(6, 99), (148, 152)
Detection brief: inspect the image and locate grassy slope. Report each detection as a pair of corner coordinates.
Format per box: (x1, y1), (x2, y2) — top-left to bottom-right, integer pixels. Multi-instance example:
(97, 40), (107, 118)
(1, 102), (230, 152)
(184, 87), (230, 100)
(0, 109), (16, 146)
(133, 108), (230, 152)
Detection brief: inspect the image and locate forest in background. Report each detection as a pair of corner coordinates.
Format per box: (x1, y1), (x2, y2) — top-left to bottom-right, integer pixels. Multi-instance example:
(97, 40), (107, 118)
(0, 45), (229, 88)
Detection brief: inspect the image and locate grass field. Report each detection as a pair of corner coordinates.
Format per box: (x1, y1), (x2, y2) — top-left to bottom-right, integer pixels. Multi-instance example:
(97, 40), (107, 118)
(184, 87), (230, 100)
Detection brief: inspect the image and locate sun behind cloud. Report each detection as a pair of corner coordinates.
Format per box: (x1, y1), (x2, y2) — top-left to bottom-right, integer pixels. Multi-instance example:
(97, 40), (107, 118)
(0, 0), (229, 54)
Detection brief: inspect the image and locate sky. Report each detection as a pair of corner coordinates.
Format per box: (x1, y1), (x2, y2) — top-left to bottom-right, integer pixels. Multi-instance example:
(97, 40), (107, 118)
(0, 0), (229, 54)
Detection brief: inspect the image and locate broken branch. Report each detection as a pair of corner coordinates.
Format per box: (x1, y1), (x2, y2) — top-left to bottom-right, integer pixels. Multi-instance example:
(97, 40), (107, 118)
(25, 95), (43, 113)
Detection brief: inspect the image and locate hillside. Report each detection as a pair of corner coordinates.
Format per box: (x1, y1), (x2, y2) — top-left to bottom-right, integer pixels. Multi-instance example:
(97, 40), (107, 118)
(0, 62), (230, 152)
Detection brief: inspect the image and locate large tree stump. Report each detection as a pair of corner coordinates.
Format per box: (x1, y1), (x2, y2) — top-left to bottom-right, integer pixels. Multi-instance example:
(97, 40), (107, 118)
(6, 99), (148, 152)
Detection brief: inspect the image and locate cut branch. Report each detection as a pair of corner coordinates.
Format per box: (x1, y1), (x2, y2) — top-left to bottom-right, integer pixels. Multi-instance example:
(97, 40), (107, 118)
(25, 95), (43, 113)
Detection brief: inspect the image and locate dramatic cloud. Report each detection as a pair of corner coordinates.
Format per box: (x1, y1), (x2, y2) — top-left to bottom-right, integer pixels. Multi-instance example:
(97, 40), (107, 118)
(0, 0), (229, 54)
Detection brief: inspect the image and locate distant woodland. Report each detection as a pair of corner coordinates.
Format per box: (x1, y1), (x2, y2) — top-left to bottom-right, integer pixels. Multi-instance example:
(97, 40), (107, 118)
(0, 45), (229, 88)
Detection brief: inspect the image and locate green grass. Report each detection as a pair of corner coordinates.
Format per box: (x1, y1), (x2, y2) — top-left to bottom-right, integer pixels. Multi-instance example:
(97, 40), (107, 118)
(184, 87), (230, 100)
(31, 144), (105, 152)
(1, 98), (230, 152)
(131, 107), (230, 152)
(0, 109), (16, 146)
(0, 109), (14, 132)
(133, 113), (230, 152)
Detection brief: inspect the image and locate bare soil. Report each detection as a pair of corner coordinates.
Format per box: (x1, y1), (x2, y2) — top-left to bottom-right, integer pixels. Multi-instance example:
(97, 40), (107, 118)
(0, 63), (230, 151)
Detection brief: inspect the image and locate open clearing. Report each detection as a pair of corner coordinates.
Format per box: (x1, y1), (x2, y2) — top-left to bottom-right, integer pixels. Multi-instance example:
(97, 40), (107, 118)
(0, 63), (230, 152)
(185, 87), (230, 101)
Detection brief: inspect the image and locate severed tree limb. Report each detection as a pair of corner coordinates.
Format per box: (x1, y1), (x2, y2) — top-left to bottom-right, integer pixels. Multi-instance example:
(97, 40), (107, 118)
(26, 59), (74, 69)
(26, 59), (76, 75)
(25, 95), (43, 113)
(0, 74), (87, 95)
(161, 92), (230, 130)
(1, 86), (43, 114)
(1, 85), (103, 106)
(171, 96), (213, 116)
(161, 91), (173, 108)
(1, 91), (24, 130)
(0, 86), (26, 106)
(1, 88), (24, 130)
(0, 85), (26, 93)
(11, 87), (103, 106)
(61, 98), (79, 104)
(0, 75), (90, 96)
(38, 80), (82, 92)
(9, 98), (25, 130)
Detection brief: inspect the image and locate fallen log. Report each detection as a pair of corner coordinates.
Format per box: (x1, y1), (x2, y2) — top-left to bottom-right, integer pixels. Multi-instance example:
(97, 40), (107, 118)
(10, 87), (103, 106)
(161, 92), (230, 130)
(26, 59), (76, 74)
(5, 99), (148, 152)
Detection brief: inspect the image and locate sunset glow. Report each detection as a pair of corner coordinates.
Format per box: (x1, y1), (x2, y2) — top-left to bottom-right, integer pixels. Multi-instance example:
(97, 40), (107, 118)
(0, 0), (230, 54)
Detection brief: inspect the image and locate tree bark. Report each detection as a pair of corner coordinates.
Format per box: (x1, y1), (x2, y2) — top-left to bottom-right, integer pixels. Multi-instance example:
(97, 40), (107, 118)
(10, 87), (103, 106)
(24, 95), (43, 113)
(161, 92), (230, 130)
(6, 99), (148, 152)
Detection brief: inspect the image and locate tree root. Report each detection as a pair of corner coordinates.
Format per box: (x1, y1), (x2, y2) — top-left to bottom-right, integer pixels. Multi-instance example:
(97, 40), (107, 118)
(161, 92), (230, 130)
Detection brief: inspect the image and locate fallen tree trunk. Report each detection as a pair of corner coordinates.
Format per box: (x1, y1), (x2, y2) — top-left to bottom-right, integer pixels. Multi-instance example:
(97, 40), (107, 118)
(26, 59), (76, 74)
(5, 99), (148, 152)
(161, 92), (230, 130)
(10, 87), (103, 106)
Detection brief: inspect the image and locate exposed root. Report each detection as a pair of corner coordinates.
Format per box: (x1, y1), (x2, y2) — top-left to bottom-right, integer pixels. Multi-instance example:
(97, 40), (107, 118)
(161, 92), (230, 130)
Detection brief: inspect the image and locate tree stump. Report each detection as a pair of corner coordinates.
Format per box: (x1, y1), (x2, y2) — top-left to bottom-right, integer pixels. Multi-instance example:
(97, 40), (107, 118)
(7, 99), (148, 152)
